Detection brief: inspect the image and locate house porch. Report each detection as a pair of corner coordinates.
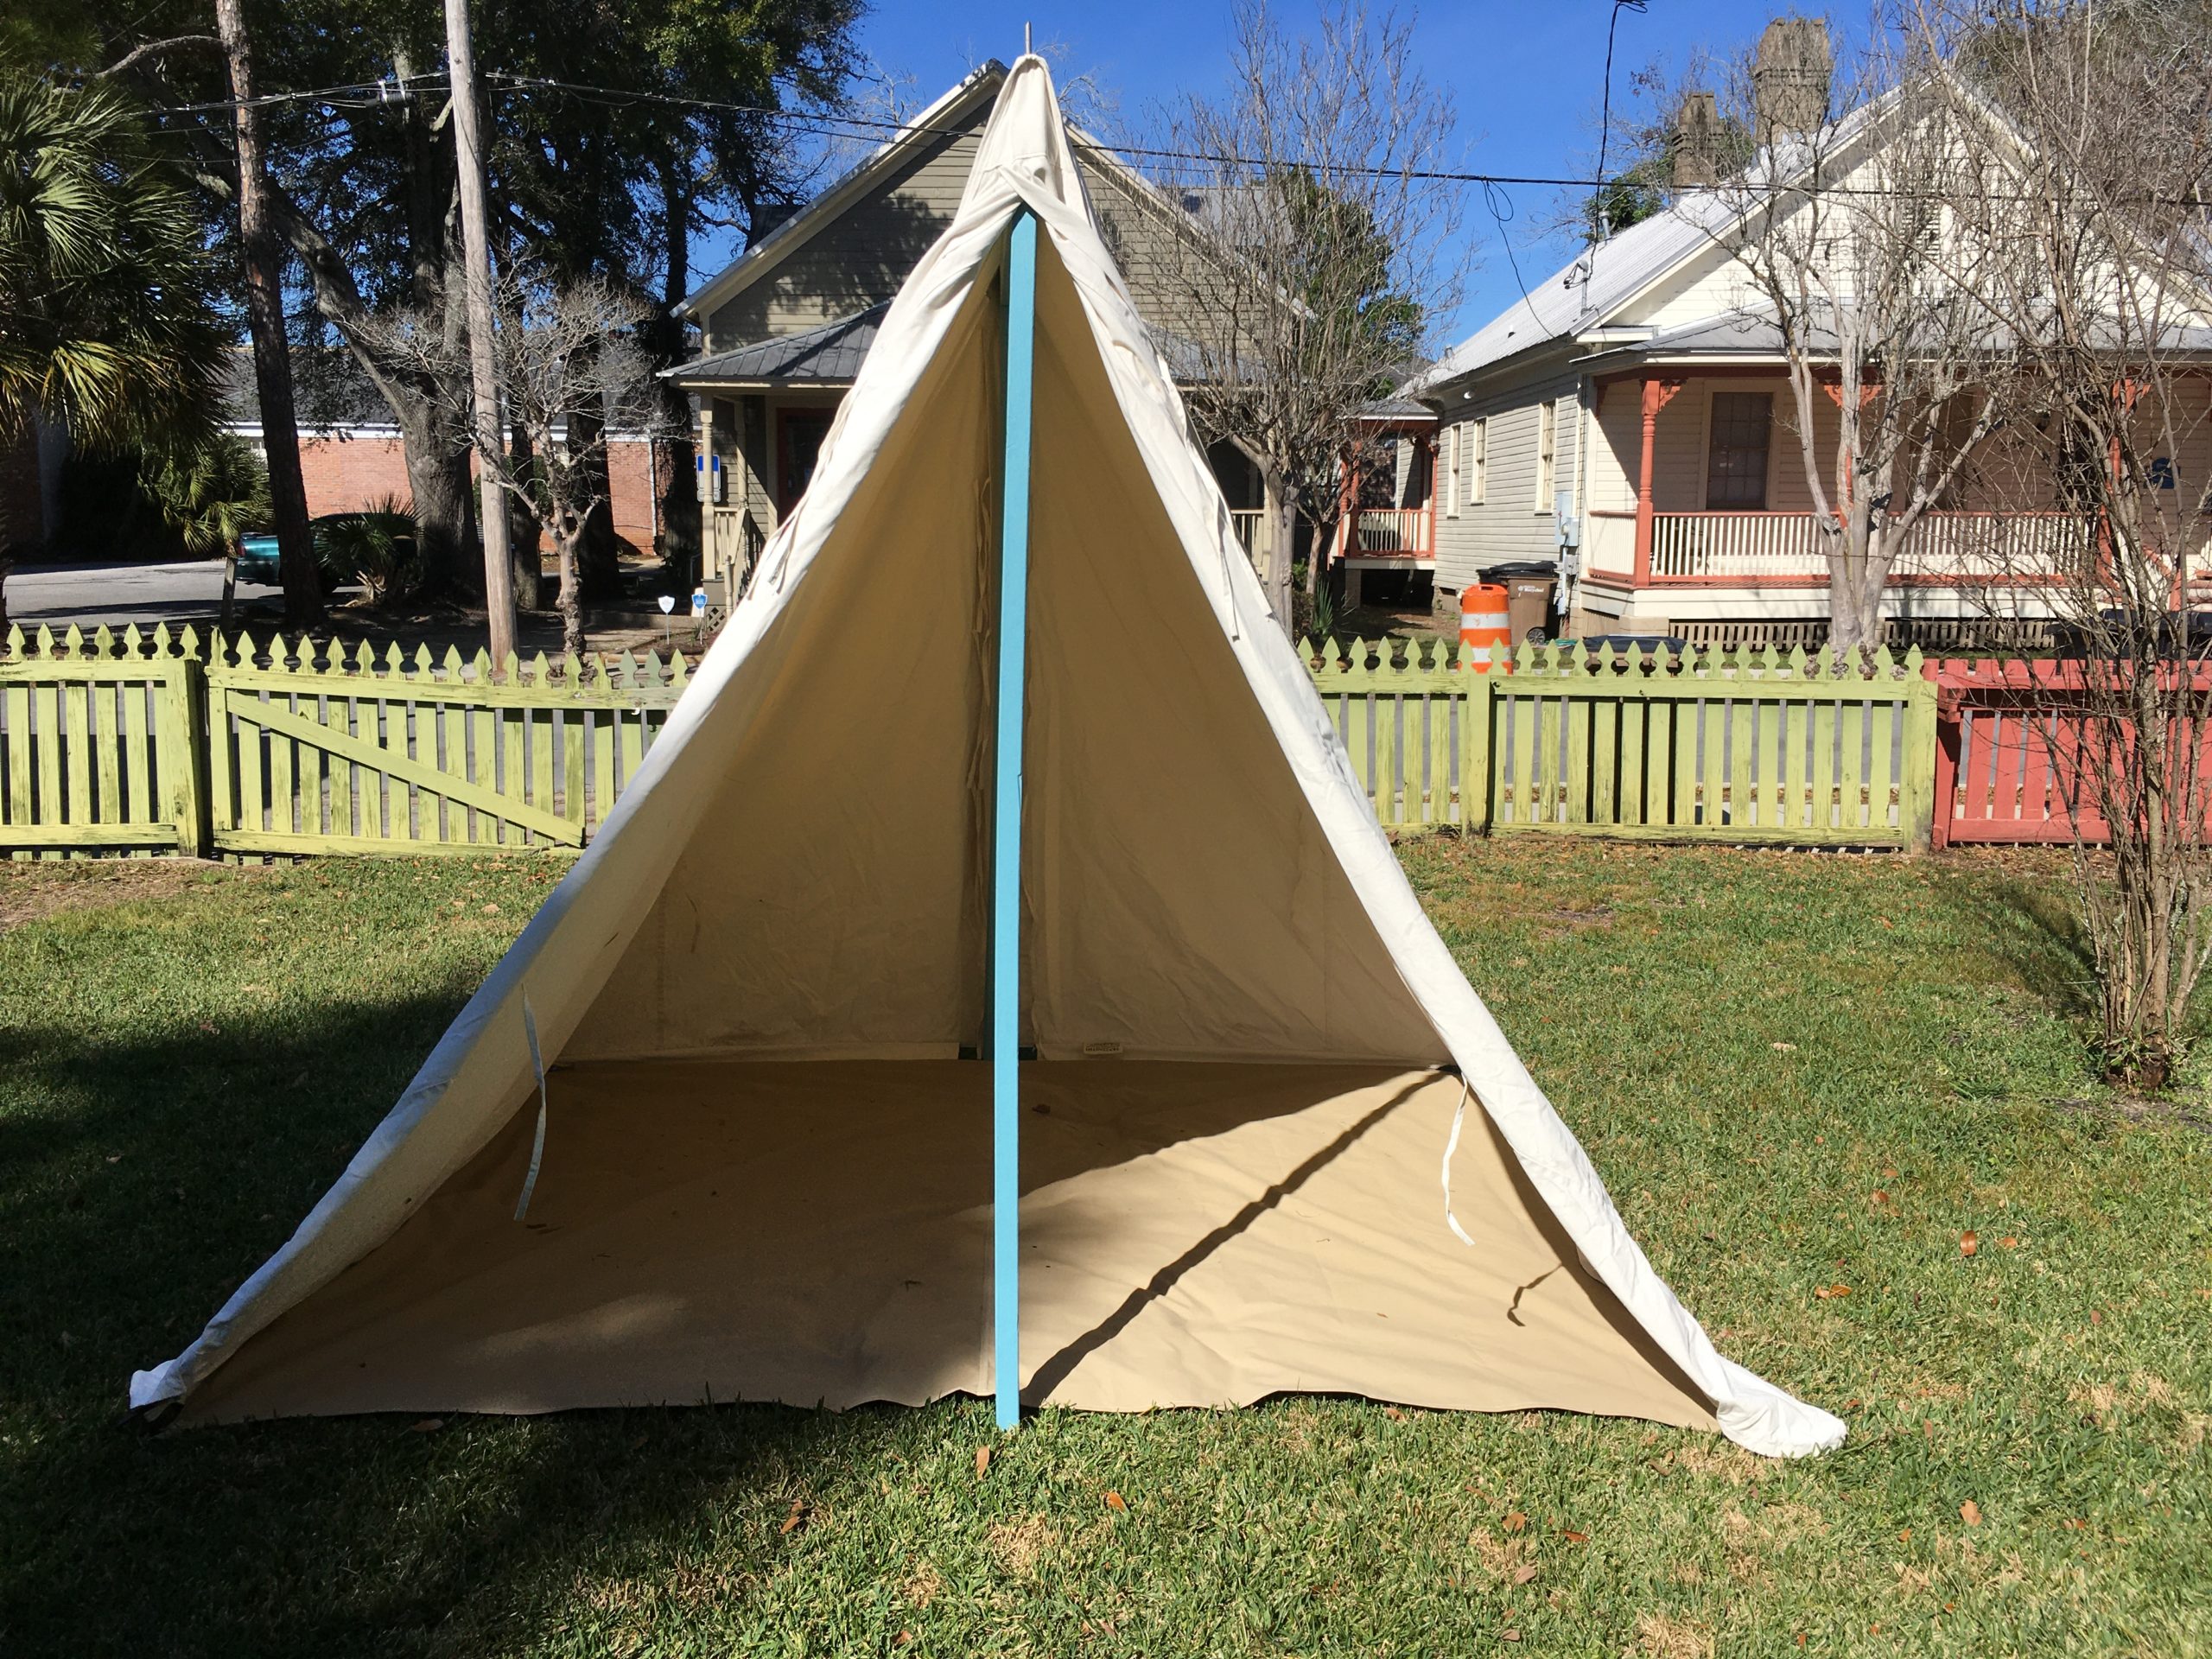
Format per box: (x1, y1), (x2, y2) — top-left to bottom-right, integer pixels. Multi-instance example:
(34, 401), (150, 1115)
(1573, 369), (2212, 639)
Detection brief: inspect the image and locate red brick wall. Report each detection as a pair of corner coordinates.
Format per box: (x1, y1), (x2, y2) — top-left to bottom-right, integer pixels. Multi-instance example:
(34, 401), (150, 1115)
(295, 435), (413, 520)
(290, 434), (665, 555)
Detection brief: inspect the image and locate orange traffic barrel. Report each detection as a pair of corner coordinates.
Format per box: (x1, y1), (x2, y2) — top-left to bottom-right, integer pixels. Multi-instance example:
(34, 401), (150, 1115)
(1459, 582), (1511, 673)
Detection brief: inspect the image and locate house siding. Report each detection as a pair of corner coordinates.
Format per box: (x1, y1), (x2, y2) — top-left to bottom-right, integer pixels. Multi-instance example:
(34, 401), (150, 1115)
(1430, 363), (1580, 592)
(703, 124), (984, 349)
(701, 116), (1212, 355)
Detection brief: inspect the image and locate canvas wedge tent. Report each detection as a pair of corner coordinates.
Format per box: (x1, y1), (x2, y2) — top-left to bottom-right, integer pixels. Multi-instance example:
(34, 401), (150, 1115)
(131, 59), (1845, 1459)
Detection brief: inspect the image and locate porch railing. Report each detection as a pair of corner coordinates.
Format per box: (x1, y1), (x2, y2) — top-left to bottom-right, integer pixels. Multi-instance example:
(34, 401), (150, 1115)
(1229, 509), (1267, 559)
(1642, 510), (2088, 583)
(1334, 506), (1433, 560)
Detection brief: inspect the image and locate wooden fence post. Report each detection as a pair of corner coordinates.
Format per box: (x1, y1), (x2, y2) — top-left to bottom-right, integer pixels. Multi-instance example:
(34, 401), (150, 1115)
(1900, 650), (1940, 854)
(1929, 670), (1961, 853)
(162, 631), (211, 857)
(1462, 661), (1493, 833)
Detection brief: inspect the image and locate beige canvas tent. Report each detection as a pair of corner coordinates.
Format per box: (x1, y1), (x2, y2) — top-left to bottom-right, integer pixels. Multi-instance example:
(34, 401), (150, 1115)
(132, 59), (1845, 1459)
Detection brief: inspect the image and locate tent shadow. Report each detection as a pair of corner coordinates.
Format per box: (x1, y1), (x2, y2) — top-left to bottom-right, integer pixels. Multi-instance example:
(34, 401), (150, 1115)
(1022, 1073), (1430, 1402)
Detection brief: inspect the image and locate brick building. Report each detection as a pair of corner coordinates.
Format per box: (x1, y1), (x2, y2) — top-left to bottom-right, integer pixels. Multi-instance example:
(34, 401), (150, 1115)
(219, 353), (674, 555)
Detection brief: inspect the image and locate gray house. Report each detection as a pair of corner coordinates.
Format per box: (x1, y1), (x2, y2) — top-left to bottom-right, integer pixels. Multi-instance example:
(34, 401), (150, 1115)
(671, 62), (1278, 597)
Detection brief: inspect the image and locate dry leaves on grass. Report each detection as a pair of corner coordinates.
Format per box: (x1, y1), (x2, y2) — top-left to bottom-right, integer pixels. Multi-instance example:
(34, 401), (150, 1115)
(986, 1515), (1056, 1579)
(1961, 1231), (1980, 1256)
(1814, 1283), (1853, 1300)
(974, 1445), (990, 1478)
(1465, 1527), (1533, 1584)
(1635, 1609), (1715, 1658)
(1102, 1490), (1128, 1513)
(1960, 1500), (1983, 1528)
(779, 1498), (808, 1536)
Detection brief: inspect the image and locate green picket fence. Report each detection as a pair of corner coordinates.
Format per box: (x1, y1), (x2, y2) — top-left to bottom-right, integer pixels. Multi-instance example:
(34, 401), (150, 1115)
(207, 634), (687, 857)
(2, 626), (688, 860)
(1, 626), (1939, 859)
(1310, 637), (1940, 849)
(1, 626), (207, 857)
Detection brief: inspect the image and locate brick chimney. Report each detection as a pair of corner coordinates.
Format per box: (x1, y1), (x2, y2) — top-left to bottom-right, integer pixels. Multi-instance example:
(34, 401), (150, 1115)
(1753, 17), (1834, 138)
(1671, 92), (1722, 188)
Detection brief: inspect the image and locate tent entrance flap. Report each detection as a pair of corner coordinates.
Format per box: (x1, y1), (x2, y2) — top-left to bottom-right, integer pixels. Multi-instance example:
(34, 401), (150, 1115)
(990, 209), (1039, 1432)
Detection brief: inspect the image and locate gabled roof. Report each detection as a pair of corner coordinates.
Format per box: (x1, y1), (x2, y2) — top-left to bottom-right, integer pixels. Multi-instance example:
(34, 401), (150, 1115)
(670, 304), (888, 388)
(677, 63), (1009, 324)
(1408, 96), (1896, 395)
(1408, 199), (1735, 391)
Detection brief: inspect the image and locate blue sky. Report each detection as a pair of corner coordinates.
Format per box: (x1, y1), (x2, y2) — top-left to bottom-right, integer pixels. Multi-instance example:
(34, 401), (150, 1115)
(835, 2), (1828, 347)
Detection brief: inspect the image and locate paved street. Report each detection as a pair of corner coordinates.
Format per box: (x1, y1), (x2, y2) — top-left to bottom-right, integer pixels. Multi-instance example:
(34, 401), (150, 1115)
(6, 558), (282, 630)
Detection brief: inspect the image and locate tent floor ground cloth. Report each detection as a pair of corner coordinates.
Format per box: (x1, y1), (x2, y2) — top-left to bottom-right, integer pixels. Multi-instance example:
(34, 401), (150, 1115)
(175, 1061), (1713, 1432)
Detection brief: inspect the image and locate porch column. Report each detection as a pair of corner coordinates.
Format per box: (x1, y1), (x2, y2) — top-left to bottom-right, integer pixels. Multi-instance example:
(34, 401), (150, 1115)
(1633, 376), (1684, 587)
(696, 402), (715, 582)
(1420, 431), (1437, 557)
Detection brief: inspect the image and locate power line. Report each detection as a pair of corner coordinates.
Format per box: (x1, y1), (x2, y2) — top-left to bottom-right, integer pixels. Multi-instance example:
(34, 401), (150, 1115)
(145, 67), (2202, 209)
(1592, 0), (1649, 238)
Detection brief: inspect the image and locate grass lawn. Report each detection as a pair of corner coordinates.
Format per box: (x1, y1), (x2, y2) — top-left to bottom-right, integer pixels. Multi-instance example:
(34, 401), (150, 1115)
(2, 841), (2207, 1656)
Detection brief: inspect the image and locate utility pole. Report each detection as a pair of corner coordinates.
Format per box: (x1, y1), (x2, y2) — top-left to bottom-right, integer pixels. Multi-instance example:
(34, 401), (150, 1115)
(443, 0), (518, 664)
(214, 0), (323, 632)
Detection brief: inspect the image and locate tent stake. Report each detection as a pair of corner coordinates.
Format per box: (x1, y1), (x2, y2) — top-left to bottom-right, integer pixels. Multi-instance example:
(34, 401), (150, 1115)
(992, 209), (1039, 1433)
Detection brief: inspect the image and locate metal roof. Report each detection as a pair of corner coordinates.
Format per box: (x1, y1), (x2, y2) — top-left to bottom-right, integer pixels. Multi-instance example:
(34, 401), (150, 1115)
(669, 305), (888, 386)
(1407, 194), (1738, 393)
(1408, 98), (1903, 396)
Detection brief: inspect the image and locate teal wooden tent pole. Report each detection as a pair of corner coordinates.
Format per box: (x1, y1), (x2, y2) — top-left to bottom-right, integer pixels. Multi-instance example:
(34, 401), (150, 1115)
(992, 209), (1038, 1432)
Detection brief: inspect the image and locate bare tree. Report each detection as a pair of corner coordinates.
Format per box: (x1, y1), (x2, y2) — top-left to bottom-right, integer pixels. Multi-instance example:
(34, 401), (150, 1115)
(1146, 1), (1463, 635)
(376, 274), (676, 658)
(1710, 18), (2005, 655)
(1924, 0), (2212, 1085)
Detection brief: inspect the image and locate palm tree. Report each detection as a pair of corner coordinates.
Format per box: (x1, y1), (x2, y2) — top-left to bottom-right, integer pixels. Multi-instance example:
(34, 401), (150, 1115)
(145, 434), (273, 633)
(0, 67), (224, 628)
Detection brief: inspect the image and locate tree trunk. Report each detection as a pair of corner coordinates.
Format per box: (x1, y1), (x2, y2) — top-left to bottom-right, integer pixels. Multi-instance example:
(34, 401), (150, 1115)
(554, 524), (586, 658)
(215, 0), (323, 631)
(650, 157), (702, 587)
(1268, 486), (1298, 639)
(566, 400), (625, 601)
(401, 412), (479, 595)
(505, 424), (544, 608)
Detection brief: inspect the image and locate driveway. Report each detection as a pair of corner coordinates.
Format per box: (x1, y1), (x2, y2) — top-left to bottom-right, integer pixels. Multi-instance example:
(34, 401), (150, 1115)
(5, 557), (283, 630)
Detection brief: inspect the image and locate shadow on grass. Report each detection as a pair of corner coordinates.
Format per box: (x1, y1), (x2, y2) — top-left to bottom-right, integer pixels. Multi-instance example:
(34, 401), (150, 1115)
(0, 992), (918, 1656)
(1930, 857), (2098, 1021)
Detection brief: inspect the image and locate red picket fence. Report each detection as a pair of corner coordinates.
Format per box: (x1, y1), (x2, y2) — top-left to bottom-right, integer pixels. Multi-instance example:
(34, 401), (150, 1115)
(1931, 658), (2212, 847)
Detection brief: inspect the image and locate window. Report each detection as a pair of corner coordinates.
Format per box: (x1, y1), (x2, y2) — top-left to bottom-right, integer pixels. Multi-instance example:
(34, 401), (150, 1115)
(1705, 391), (1773, 510)
(1470, 417), (1487, 505)
(1444, 426), (1461, 517)
(1535, 400), (1556, 511)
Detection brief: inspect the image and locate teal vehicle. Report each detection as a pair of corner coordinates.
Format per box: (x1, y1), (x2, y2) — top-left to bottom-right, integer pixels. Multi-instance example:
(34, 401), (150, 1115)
(236, 532), (283, 582)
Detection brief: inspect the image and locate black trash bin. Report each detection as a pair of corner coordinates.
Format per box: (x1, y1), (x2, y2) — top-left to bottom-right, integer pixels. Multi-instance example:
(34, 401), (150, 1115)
(1478, 560), (1560, 643)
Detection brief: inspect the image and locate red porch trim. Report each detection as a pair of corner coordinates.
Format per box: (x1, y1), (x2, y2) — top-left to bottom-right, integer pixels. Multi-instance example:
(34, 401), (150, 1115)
(1633, 375), (1686, 588)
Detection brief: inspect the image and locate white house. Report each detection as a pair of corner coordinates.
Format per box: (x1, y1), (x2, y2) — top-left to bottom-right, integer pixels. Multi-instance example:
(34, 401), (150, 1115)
(1405, 32), (2212, 645)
